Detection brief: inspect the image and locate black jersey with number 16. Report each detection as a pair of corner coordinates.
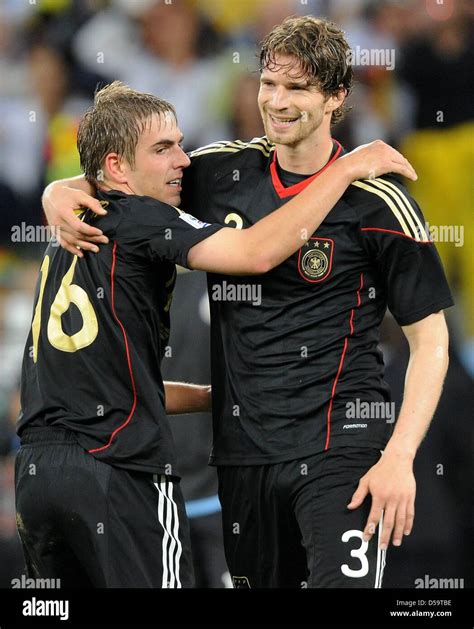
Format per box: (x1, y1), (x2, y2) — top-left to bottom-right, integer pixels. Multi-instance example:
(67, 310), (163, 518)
(18, 190), (222, 475)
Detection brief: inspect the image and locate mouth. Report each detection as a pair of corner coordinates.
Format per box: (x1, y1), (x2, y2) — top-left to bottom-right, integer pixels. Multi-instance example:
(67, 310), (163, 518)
(166, 178), (182, 191)
(268, 114), (300, 129)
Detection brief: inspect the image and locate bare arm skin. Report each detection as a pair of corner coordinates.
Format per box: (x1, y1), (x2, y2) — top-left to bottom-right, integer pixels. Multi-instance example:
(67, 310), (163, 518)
(43, 141), (417, 268)
(164, 382), (211, 415)
(347, 311), (449, 549)
(187, 143), (414, 274)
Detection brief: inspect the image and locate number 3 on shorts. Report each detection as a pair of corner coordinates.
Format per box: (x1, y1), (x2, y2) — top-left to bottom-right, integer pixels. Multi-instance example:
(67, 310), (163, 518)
(340, 529), (369, 578)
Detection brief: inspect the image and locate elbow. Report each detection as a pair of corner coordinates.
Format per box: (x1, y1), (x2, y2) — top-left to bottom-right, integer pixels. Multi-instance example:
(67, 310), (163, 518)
(250, 257), (273, 275)
(247, 250), (275, 275)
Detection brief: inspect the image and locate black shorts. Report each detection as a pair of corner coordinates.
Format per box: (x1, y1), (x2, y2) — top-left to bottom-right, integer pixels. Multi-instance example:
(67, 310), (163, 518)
(217, 447), (386, 588)
(15, 427), (194, 588)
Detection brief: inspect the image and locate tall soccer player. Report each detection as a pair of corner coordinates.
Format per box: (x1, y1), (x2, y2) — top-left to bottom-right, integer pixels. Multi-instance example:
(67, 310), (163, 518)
(17, 81), (411, 588)
(42, 18), (452, 588)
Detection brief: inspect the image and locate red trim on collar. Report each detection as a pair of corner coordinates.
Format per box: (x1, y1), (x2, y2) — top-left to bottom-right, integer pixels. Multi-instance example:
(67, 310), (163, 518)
(270, 140), (343, 199)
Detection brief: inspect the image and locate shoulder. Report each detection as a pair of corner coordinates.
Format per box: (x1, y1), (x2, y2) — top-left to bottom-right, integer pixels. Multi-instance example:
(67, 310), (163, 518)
(345, 175), (430, 242)
(345, 174), (414, 209)
(188, 136), (274, 168)
(100, 192), (182, 230)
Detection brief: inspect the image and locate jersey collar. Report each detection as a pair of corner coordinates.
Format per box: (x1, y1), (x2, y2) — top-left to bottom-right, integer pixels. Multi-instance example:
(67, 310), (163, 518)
(270, 139), (343, 199)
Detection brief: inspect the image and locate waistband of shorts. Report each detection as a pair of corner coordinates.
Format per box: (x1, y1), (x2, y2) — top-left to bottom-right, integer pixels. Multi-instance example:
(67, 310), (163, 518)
(20, 426), (78, 445)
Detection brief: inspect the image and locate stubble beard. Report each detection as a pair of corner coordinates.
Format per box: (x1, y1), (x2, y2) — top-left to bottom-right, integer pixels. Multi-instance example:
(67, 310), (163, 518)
(262, 108), (326, 148)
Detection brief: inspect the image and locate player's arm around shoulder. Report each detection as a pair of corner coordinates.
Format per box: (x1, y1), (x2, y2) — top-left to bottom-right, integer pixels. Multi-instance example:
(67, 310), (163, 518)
(187, 226), (271, 276)
(188, 140), (418, 276)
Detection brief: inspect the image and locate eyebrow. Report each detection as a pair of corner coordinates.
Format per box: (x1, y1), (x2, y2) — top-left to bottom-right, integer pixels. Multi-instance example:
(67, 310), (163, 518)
(260, 76), (311, 88)
(150, 135), (184, 149)
(288, 80), (311, 88)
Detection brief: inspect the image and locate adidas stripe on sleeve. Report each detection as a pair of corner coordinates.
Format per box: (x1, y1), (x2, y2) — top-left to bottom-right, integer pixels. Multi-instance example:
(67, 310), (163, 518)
(352, 176), (453, 326)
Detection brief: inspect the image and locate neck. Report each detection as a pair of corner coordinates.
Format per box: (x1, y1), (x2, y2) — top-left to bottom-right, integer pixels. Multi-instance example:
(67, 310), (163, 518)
(100, 181), (134, 195)
(275, 134), (334, 175)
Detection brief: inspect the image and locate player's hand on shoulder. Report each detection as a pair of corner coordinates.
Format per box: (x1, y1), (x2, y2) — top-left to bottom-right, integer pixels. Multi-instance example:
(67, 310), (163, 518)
(42, 184), (109, 257)
(341, 139), (418, 183)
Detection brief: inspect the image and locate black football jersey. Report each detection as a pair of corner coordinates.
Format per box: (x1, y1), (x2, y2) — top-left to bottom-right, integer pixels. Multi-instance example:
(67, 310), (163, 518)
(18, 189), (222, 475)
(181, 137), (454, 465)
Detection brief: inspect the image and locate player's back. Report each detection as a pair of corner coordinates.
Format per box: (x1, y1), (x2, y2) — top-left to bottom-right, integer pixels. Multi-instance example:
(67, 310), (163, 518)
(18, 190), (178, 474)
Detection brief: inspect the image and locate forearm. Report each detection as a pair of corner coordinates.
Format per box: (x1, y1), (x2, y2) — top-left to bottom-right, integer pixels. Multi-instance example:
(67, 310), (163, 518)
(164, 382), (212, 414)
(43, 174), (95, 207)
(348, 313), (448, 548)
(189, 159), (354, 274)
(385, 329), (449, 461)
(245, 159), (353, 272)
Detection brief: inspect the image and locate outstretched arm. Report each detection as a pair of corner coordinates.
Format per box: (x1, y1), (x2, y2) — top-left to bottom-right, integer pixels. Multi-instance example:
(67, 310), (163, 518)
(42, 140), (416, 262)
(187, 141), (417, 274)
(347, 311), (449, 549)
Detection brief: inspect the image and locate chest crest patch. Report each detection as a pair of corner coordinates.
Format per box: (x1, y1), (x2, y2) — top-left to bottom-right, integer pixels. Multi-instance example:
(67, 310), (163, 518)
(298, 237), (334, 283)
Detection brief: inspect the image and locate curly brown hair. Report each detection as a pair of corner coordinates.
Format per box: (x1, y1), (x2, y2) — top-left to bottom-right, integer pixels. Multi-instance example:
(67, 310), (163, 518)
(78, 81), (176, 186)
(259, 16), (353, 125)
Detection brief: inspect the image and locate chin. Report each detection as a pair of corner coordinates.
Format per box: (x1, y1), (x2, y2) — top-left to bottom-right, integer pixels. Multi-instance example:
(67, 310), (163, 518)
(263, 124), (299, 146)
(266, 130), (299, 146)
(168, 193), (181, 206)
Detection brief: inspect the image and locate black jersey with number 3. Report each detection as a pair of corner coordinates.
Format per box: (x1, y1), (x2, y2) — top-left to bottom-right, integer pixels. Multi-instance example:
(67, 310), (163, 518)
(18, 190), (222, 474)
(181, 137), (454, 466)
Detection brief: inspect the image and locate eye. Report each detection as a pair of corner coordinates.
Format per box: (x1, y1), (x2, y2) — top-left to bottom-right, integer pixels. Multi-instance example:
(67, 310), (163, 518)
(291, 85), (305, 91)
(155, 147), (167, 154)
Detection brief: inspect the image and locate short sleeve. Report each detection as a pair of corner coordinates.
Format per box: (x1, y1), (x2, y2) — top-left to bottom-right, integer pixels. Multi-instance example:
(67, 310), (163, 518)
(353, 176), (454, 326)
(119, 195), (223, 268)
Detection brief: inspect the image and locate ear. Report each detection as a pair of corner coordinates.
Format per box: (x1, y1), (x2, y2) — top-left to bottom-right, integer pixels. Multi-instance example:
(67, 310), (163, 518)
(326, 87), (347, 114)
(103, 152), (129, 184)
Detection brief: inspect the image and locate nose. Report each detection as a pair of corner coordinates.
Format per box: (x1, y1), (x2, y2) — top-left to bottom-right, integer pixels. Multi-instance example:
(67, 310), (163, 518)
(270, 85), (290, 110)
(175, 145), (191, 169)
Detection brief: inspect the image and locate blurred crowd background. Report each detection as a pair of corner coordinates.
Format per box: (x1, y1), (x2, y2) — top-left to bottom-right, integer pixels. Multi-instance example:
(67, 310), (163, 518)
(0, 0), (472, 588)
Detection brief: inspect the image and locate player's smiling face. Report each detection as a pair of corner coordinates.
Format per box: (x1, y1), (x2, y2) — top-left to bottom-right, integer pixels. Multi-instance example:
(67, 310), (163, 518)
(124, 112), (190, 205)
(258, 54), (334, 147)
